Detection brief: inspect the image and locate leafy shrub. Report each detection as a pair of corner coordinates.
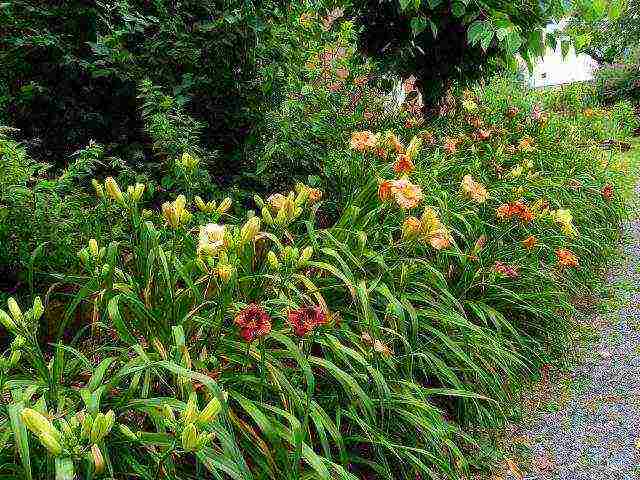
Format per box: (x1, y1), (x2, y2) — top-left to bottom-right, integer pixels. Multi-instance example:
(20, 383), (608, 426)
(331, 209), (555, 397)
(594, 50), (640, 105)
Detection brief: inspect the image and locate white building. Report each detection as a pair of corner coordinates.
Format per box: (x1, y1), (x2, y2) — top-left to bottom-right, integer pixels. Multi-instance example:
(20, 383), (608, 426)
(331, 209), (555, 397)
(524, 22), (599, 88)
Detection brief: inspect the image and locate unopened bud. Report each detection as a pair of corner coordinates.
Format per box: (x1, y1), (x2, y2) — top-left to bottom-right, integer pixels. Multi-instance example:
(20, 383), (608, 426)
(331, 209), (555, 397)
(261, 206), (273, 225)
(105, 177), (125, 207)
(198, 394), (225, 424)
(92, 179), (104, 198)
(267, 251), (280, 270)
(32, 296), (44, 321)
(298, 246), (313, 266)
(182, 393), (198, 424)
(216, 264), (234, 283)
(216, 197), (232, 214)
(181, 423), (198, 452)
(240, 216), (261, 245)
(118, 424), (138, 441)
(7, 298), (22, 322)
(92, 444), (105, 473)
(89, 239), (99, 257)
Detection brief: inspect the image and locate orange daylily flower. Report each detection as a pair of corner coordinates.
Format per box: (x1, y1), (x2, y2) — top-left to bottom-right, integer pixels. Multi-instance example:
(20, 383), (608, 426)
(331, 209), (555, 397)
(602, 183), (613, 201)
(393, 154), (415, 174)
(556, 248), (578, 268)
(378, 180), (393, 202)
(522, 235), (538, 250)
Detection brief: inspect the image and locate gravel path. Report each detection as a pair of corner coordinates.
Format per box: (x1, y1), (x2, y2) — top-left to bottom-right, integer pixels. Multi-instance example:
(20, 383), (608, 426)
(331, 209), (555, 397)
(505, 191), (640, 480)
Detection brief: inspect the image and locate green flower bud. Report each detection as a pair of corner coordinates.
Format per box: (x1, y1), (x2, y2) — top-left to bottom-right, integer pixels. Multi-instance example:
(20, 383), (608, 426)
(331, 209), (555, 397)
(181, 423), (198, 452)
(7, 298), (22, 322)
(39, 431), (63, 456)
(267, 251), (280, 270)
(80, 415), (93, 441)
(182, 393), (198, 424)
(90, 413), (103, 443)
(0, 309), (17, 332)
(198, 395), (224, 424)
(118, 424), (138, 441)
(32, 296), (44, 321)
(298, 246), (313, 267)
(91, 443), (105, 473)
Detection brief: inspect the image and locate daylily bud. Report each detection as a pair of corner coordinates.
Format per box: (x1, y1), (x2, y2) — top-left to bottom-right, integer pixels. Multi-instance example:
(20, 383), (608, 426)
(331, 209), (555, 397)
(118, 424), (138, 441)
(240, 216), (261, 245)
(181, 423), (198, 452)
(105, 177), (125, 206)
(194, 196), (207, 212)
(198, 392), (226, 424)
(78, 249), (89, 266)
(101, 410), (115, 438)
(21, 409), (62, 444)
(9, 350), (21, 366)
(92, 444), (105, 473)
(162, 404), (175, 423)
(298, 246), (313, 266)
(32, 296), (44, 321)
(92, 179), (104, 198)
(90, 413), (104, 443)
(267, 251), (280, 270)
(216, 264), (234, 283)
(253, 195), (265, 209)
(180, 152), (199, 170)
(88, 239), (99, 257)
(162, 202), (180, 229)
(182, 393), (198, 424)
(7, 298), (22, 322)
(196, 432), (215, 450)
(80, 415), (93, 441)
(39, 431), (63, 456)
(216, 197), (232, 215)
(0, 309), (17, 332)
(261, 206), (273, 225)
(129, 183), (145, 202)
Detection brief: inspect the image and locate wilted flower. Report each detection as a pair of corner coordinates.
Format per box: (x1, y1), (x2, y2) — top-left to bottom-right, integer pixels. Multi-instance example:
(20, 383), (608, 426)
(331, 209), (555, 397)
(472, 129), (491, 142)
(522, 235), (538, 250)
(234, 304), (272, 342)
(461, 175), (488, 203)
(443, 137), (458, 154)
(556, 248), (578, 268)
(401, 216), (422, 240)
(496, 200), (533, 222)
(494, 261), (518, 278)
(602, 183), (613, 201)
(378, 180), (393, 202)
(350, 131), (378, 152)
(551, 209), (576, 236)
(307, 188), (323, 204)
(506, 106), (519, 118)
(393, 154), (415, 174)
(288, 305), (327, 337)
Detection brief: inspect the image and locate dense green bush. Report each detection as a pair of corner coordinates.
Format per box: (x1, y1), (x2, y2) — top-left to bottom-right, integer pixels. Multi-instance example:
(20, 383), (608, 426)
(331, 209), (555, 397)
(594, 48), (640, 105)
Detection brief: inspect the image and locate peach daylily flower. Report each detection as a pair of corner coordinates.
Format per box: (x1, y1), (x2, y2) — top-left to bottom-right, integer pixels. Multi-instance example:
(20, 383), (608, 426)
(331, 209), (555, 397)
(461, 175), (488, 203)
(350, 131), (378, 152)
(391, 178), (423, 209)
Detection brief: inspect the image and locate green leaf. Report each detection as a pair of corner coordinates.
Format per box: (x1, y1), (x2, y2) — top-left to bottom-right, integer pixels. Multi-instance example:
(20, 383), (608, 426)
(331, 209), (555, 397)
(479, 29), (494, 51)
(467, 20), (487, 46)
(8, 403), (32, 480)
(55, 457), (74, 480)
(503, 30), (522, 54)
(561, 39), (571, 58)
(608, 0), (626, 20)
(451, 1), (466, 16)
(410, 15), (428, 36)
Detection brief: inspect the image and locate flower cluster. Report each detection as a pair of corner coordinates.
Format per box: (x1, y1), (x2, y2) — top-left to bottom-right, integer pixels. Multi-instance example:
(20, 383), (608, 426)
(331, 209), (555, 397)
(287, 305), (327, 337)
(496, 200), (534, 222)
